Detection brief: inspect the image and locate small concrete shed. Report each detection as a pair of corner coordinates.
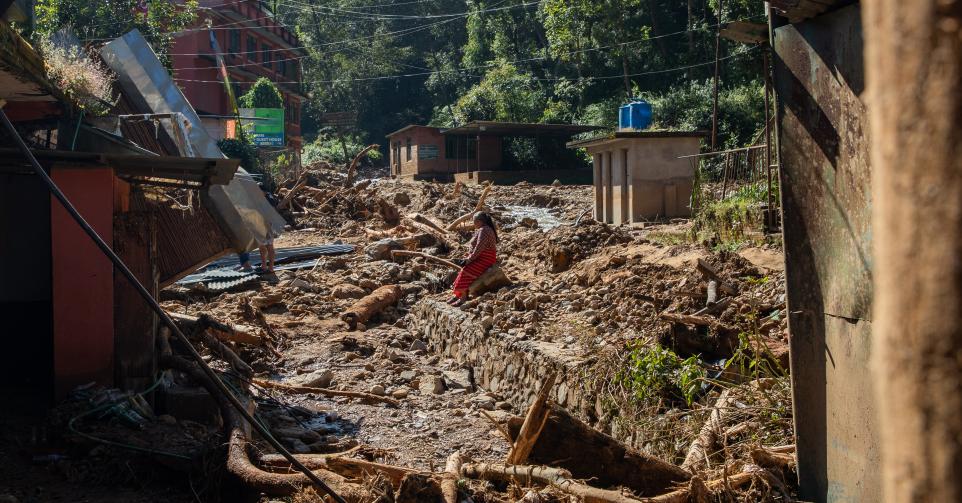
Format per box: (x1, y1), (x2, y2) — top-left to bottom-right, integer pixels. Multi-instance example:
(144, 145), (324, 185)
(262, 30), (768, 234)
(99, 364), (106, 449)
(569, 131), (706, 224)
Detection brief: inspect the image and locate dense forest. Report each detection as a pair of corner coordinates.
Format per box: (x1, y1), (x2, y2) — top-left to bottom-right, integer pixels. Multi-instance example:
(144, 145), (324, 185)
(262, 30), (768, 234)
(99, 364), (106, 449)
(30, 0), (768, 161)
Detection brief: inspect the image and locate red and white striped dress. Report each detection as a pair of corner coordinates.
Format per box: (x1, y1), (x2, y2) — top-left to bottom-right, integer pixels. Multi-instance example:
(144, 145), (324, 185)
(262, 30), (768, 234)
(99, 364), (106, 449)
(453, 225), (497, 293)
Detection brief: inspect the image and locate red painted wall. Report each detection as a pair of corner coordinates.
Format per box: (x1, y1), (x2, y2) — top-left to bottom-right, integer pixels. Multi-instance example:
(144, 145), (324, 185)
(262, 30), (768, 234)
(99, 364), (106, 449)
(388, 126), (503, 176)
(51, 168), (114, 398)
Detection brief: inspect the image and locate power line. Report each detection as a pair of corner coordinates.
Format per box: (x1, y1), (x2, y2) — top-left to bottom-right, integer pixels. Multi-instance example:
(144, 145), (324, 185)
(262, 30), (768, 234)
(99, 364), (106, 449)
(159, 0), (536, 55)
(173, 45), (759, 85)
(168, 17), (749, 75)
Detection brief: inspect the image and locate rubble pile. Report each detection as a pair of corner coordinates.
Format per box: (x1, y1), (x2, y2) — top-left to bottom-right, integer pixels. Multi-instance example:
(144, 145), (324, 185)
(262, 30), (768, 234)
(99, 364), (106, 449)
(36, 162), (794, 502)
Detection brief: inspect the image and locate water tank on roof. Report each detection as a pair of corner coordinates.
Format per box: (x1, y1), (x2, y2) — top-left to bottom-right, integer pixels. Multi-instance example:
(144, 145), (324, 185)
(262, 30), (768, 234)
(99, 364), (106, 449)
(618, 99), (652, 130)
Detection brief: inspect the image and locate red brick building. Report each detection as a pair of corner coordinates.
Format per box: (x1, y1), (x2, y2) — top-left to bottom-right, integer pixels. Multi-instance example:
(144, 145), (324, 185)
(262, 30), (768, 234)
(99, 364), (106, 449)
(171, 0), (305, 150)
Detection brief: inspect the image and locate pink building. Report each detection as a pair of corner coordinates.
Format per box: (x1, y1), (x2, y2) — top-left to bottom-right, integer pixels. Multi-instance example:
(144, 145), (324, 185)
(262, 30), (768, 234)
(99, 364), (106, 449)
(171, 0), (305, 150)
(386, 121), (602, 184)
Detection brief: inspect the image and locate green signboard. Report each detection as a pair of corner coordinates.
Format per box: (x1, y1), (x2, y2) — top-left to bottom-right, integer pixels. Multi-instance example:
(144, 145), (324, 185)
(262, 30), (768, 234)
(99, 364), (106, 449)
(240, 108), (284, 147)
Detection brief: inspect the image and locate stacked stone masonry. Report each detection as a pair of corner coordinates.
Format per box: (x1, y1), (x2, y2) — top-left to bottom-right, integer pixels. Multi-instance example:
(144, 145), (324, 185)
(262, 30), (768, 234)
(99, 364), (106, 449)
(411, 299), (644, 448)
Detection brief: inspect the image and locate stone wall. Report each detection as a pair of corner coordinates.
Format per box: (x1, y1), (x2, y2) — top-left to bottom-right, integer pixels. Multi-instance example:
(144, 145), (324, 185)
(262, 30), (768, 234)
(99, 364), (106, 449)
(410, 299), (644, 447)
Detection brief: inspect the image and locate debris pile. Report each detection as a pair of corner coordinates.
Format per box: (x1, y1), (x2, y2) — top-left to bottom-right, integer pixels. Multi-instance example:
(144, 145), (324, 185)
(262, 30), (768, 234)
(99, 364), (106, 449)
(28, 161), (794, 502)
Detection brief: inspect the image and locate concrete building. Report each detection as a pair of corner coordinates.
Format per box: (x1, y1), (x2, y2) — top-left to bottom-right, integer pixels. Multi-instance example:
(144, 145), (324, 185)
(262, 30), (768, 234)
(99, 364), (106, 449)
(569, 131), (705, 224)
(171, 0), (306, 150)
(386, 121), (601, 184)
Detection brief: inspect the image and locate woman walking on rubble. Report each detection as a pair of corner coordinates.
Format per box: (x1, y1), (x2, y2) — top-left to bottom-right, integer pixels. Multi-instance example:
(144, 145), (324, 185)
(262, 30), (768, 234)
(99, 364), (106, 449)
(448, 212), (499, 306)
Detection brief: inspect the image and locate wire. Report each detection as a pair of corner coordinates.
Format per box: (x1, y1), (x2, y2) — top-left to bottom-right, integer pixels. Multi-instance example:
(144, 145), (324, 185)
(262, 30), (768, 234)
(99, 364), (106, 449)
(0, 108), (348, 503)
(167, 16), (753, 76)
(173, 45), (758, 85)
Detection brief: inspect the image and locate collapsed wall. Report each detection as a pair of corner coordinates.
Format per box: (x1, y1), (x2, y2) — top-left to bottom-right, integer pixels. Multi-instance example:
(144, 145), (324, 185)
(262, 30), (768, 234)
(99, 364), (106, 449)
(410, 299), (642, 448)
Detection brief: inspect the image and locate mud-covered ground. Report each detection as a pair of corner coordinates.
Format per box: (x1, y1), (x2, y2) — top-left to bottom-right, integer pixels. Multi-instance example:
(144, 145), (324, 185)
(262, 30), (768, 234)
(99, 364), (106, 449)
(2, 166), (792, 502)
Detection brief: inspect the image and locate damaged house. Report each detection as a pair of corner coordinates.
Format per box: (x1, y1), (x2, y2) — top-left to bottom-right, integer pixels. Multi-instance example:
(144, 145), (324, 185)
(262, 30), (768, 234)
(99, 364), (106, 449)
(0, 21), (283, 403)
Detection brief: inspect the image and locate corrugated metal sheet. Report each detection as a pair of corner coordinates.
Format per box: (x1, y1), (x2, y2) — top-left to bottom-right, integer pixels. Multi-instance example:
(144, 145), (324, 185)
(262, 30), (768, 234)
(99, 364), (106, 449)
(100, 29), (286, 252)
(129, 190), (234, 287)
(773, 5), (878, 502)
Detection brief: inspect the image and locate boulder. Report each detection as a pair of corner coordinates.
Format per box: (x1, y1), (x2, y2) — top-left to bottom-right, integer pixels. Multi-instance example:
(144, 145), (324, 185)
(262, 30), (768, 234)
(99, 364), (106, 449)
(365, 239), (404, 261)
(298, 369), (334, 388)
(332, 283), (367, 299)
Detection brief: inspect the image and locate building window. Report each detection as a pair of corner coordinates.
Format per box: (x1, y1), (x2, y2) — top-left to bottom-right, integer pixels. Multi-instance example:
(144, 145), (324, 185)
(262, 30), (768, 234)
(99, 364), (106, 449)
(247, 36), (257, 61)
(229, 29), (241, 55)
(444, 135), (476, 159)
(262, 43), (272, 69)
(277, 58), (286, 78)
(406, 138), (412, 161)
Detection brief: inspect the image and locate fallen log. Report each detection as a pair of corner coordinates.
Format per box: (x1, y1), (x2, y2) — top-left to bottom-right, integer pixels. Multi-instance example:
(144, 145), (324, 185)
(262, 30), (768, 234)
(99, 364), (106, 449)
(446, 182), (493, 231)
(340, 284), (402, 329)
(401, 216), (450, 249)
(681, 388), (732, 472)
(167, 311), (264, 346)
(644, 466), (761, 503)
(659, 312), (719, 327)
(696, 259), (737, 295)
(468, 263), (512, 297)
(252, 378), (400, 407)
(261, 453), (422, 487)
(409, 212), (448, 235)
(187, 315), (253, 379)
(442, 452), (463, 503)
(391, 250), (462, 270)
(461, 462), (644, 503)
(505, 403), (691, 496)
(344, 144), (379, 188)
(161, 354), (369, 500)
(507, 374), (555, 465)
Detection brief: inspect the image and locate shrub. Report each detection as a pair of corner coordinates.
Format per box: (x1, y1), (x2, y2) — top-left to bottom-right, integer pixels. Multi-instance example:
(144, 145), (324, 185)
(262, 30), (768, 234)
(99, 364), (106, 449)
(39, 36), (114, 113)
(618, 342), (705, 407)
(302, 131), (382, 166)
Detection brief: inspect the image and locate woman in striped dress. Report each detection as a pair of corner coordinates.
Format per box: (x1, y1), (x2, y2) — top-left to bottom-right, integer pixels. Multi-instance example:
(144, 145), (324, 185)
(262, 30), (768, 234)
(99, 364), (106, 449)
(448, 212), (499, 306)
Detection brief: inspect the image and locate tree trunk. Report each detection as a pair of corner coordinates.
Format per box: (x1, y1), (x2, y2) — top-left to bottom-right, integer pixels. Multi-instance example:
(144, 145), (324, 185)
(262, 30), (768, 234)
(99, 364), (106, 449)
(506, 403), (691, 496)
(864, 2), (962, 502)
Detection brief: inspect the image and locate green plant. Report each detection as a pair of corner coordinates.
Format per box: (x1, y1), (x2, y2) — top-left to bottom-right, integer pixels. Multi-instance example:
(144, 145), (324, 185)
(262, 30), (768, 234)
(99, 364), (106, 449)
(239, 77), (283, 109)
(618, 342), (705, 407)
(691, 181), (769, 249)
(724, 276), (787, 380)
(302, 132), (382, 165)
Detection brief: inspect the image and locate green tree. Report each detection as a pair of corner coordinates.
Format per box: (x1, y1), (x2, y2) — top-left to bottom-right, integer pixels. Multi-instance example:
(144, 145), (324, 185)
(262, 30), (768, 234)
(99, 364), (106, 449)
(34, 0), (197, 64)
(238, 77), (284, 109)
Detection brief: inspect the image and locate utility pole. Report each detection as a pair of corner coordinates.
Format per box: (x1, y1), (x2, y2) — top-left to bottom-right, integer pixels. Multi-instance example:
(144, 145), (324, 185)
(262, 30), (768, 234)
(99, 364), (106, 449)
(710, 0), (723, 151)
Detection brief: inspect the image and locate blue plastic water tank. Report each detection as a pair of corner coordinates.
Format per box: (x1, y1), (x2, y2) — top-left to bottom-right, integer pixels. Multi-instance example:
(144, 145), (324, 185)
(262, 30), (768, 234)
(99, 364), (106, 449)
(618, 99), (652, 130)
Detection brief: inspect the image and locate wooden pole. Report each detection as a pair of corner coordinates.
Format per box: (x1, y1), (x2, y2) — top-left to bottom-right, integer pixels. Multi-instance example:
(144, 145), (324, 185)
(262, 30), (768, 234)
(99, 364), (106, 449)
(865, 2), (962, 501)
(764, 47), (774, 229)
(710, 0), (724, 151)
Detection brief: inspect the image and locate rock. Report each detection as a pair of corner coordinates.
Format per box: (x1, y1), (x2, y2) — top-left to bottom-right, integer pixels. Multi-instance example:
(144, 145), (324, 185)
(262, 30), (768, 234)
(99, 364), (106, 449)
(364, 239), (404, 261)
(287, 438), (311, 454)
(0, 495), (19, 503)
(551, 179), (562, 187)
(470, 395), (496, 410)
(274, 426), (321, 443)
(385, 348), (407, 363)
(369, 384), (386, 396)
(481, 316), (495, 331)
(359, 278), (378, 290)
(496, 401), (512, 411)
(332, 283), (367, 299)
(519, 217), (539, 228)
(392, 388), (410, 399)
(393, 192), (411, 206)
(419, 375), (445, 395)
(288, 278), (313, 291)
(442, 369), (474, 391)
(409, 339), (428, 352)
(299, 369), (334, 388)
(157, 414), (177, 425)
(399, 370), (419, 382)
(252, 292), (285, 308)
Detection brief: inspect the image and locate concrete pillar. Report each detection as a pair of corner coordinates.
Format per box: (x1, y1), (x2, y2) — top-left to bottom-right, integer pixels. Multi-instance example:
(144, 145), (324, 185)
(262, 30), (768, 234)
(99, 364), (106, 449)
(601, 151), (613, 223)
(865, 2), (962, 501)
(592, 153), (603, 220)
(619, 149), (629, 223)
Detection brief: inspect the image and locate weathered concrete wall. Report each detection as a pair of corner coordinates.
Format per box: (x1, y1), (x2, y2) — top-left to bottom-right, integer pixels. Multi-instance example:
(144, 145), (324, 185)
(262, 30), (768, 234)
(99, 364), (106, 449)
(410, 300), (646, 447)
(584, 136), (699, 222)
(773, 4), (878, 502)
